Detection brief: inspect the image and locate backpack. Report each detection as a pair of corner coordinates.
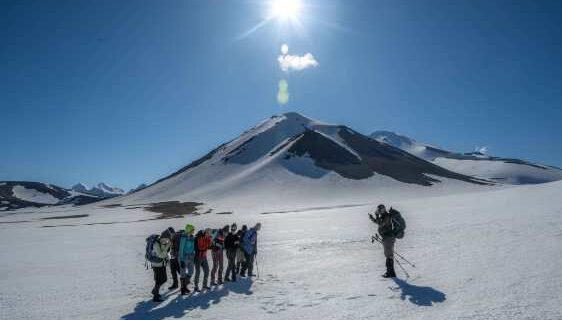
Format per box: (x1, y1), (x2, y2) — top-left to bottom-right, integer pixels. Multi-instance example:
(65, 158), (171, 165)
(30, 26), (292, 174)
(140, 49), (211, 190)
(145, 234), (164, 264)
(389, 208), (406, 239)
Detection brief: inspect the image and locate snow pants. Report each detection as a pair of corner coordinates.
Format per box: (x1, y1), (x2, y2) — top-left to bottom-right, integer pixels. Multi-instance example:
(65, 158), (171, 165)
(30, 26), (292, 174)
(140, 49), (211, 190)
(179, 253), (195, 280)
(225, 249), (237, 280)
(210, 249), (224, 284)
(241, 251), (254, 277)
(194, 257), (209, 288)
(168, 258), (180, 284)
(152, 266), (167, 294)
(382, 237), (395, 259)
(236, 248), (245, 273)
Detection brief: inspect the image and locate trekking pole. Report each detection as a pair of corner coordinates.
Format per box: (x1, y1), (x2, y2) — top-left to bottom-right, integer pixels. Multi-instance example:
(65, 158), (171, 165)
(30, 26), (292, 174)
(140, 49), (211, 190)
(255, 253), (260, 279)
(393, 256), (410, 278)
(371, 235), (416, 268)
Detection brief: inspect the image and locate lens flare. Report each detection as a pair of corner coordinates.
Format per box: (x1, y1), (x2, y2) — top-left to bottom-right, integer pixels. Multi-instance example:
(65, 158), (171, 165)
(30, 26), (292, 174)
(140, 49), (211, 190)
(277, 79), (289, 105)
(270, 0), (302, 22)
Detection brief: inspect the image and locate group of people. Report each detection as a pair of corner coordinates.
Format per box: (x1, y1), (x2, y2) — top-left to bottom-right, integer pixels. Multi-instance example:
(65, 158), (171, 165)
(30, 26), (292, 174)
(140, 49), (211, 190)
(146, 222), (261, 302)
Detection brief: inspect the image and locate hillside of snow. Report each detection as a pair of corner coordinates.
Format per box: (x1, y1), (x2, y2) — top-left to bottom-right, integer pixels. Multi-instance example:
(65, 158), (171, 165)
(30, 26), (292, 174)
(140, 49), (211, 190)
(111, 113), (491, 213)
(0, 181), (103, 211)
(371, 130), (562, 184)
(1, 180), (561, 319)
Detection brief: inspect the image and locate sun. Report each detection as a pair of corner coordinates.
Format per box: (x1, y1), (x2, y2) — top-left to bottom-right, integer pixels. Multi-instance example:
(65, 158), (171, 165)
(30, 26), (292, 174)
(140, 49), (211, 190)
(270, 0), (302, 22)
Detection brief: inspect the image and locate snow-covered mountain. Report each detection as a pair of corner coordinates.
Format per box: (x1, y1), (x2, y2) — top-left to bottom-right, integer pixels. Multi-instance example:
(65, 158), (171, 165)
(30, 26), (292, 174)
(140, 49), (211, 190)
(371, 130), (562, 185)
(0, 181), (102, 211)
(71, 182), (125, 198)
(118, 112), (489, 210)
(127, 183), (147, 194)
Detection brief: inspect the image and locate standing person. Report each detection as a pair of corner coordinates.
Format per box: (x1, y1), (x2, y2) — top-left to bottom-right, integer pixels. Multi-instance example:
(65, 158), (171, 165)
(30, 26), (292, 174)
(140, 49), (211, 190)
(224, 223), (239, 282)
(167, 227), (180, 290)
(178, 224), (196, 295)
(194, 228), (212, 292)
(235, 225), (247, 275)
(149, 230), (172, 302)
(369, 204), (396, 278)
(240, 223), (261, 278)
(210, 226), (227, 286)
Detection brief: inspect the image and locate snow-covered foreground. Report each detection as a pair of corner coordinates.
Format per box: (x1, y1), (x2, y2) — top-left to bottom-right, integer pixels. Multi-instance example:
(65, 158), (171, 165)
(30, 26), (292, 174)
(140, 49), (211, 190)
(1, 182), (561, 320)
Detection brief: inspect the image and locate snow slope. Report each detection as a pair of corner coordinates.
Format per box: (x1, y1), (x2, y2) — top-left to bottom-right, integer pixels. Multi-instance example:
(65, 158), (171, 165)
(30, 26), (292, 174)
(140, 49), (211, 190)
(111, 113), (490, 213)
(371, 130), (562, 184)
(1, 181), (561, 319)
(0, 181), (103, 210)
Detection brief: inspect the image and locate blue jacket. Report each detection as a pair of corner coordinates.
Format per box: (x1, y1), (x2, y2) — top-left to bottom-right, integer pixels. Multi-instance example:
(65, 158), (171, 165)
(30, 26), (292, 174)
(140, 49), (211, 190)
(241, 229), (257, 255)
(178, 234), (195, 263)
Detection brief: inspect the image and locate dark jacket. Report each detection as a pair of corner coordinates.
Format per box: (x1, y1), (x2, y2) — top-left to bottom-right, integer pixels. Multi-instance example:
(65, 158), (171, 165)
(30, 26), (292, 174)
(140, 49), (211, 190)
(370, 213), (394, 239)
(224, 232), (239, 250)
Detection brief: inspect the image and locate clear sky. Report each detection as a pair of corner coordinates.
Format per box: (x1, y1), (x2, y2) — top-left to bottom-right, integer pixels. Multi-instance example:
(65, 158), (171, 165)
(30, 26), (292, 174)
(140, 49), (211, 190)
(1, 0), (561, 190)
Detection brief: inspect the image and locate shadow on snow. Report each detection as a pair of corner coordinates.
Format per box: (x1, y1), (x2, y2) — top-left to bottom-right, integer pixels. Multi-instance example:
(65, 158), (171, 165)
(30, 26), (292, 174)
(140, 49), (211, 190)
(391, 278), (446, 306)
(121, 279), (253, 320)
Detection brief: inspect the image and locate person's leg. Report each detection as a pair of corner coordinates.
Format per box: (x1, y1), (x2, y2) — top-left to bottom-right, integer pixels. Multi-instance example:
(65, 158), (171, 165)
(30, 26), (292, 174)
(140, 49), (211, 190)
(245, 251), (254, 277)
(169, 259), (179, 289)
(382, 238), (396, 277)
(153, 267), (167, 301)
(218, 249), (224, 284)
(210, 250), (218, 285)
(202, 259), (210, 289)
(240, 250), (248, 276)
(194, 257), (201, 291)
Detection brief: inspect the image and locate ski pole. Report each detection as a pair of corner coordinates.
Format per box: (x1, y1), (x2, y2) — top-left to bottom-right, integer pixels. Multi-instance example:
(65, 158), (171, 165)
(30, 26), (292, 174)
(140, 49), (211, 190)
(394, 256), (410, 278)
(371, 235), (416, 268)
(255, 253), (260, 279)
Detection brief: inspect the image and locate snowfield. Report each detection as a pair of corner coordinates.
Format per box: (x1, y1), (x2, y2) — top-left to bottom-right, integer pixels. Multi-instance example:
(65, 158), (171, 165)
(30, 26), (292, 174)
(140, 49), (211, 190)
(11, 185), (60, 204)
(1, 181), (561, 320)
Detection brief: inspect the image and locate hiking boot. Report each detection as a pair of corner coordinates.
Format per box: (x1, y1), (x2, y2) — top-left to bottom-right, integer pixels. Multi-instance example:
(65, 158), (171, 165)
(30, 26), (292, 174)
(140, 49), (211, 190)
(210, 282), (217, 286)
(383, 258), (397, 278)
(218, 279), (223, 285)
(203, 286), (211, 291)
(168, 282), (178, 290)
(152, 294), (163, 302)
(194, 286), (200, 292)
(224, 277), (231, 282)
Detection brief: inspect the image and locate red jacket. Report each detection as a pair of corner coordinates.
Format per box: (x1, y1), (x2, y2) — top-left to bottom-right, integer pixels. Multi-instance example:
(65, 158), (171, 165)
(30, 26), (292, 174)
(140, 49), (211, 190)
(196, 235), (212, 259)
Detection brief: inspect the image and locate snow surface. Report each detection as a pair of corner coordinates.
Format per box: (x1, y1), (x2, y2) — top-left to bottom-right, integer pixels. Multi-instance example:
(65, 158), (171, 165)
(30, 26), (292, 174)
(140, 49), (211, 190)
(371, 131), (562, 185)
(11, 185), (60, 204)
(1, 181), (561, 319)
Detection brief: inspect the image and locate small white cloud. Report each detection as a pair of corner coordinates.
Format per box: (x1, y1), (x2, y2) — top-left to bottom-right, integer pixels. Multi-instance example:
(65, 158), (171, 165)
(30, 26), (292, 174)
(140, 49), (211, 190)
(278, 44), (318, 72)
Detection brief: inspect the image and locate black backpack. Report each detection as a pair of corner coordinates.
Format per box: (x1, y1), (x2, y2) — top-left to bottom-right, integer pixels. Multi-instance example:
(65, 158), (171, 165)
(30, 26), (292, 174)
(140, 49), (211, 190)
(145, 234), (163, 264)
(389, 208), (406, 239)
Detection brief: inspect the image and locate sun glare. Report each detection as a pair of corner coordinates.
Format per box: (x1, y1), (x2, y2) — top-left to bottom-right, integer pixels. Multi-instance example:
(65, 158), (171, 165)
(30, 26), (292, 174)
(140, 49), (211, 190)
(270, 0), (302, 22)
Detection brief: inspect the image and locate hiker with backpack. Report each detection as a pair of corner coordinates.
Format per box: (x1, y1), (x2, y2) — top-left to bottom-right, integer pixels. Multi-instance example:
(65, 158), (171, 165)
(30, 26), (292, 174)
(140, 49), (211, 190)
(210, 226), (227, 286)
(178, 224), (196, 295)
(167, 227), (180, 290)
(240, 223), (261, 277)
(193, 228), (212, 292)
(224, 223), (240, 282)
(146, 230), (172, 302)
(369, 204), (406, 278)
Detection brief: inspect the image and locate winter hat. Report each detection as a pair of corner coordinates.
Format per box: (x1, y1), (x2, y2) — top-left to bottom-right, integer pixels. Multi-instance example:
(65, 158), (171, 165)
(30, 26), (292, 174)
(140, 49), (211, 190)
(161, 229), (172, 240)
(254, 222), (261, 231)
(167, 227), (175, 234)
(377, 204), (386, 210)
(230, 223), (238, 231)
(184, 224), (194, 234)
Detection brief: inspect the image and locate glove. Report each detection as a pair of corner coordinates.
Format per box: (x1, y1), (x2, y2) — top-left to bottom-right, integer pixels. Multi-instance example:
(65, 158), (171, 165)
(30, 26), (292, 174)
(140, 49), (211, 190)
(180, 261), (185, 268)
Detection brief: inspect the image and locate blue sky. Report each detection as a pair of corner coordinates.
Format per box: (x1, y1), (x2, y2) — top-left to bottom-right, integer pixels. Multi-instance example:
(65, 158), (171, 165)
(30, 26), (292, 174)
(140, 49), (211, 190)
(1, 0), (561, 190)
